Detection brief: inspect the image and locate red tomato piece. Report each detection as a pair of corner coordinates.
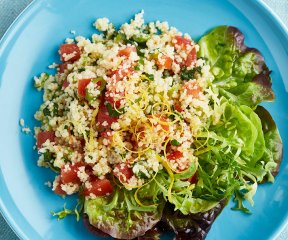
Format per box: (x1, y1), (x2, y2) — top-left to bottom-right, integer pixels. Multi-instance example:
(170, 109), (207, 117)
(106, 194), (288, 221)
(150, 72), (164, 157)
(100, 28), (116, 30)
(118, 46), (137, 57)
(97, 103), (118, 129)
(58, 63), (68, 73)
(96, 80), (103, 88)
(165, 142), (172, 154)
(62, 79), (69, 89)
(174, 103), (183, 112)
(167, 150), (183, 161)
(130, 139), (140, 151)
(109, 67), (134, 82)
(105, 87), (125, 109)
(78, 79), (91, 97)
(173, 36), (192, 46)
(183, 81), (202, 98)
(173, 36), (197, 67)
(84, 179), (113, 197)
(59, 44), (81, 62)
(184, 48), (197, 67)
(53, 176), (66, 196)
(37, 131), (55, 148)
(83, 165), (96, 181)
(54, 184), (66, 195)
(101, 131), (113, 142)
(113, 163), (133, 182)
(156, 55), (173, 70)
(60, 162), (84, 184)
(149, 115), (170, 132)
(159, 119), (170, 132)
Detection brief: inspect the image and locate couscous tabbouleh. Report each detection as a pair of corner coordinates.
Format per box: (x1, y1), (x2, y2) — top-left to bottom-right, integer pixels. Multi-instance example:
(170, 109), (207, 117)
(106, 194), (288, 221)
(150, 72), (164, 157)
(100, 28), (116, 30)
(33, 11), (282, 239)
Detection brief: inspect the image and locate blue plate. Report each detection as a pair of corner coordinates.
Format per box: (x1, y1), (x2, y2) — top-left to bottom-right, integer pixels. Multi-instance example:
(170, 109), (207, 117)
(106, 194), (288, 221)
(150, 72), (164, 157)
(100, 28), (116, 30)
(0, 0), (288, 239)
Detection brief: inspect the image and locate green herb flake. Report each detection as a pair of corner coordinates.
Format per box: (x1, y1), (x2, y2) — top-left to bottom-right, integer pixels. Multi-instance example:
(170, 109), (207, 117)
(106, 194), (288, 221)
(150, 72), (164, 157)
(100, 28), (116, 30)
(78, 68), (85, 73)
(34, 73), (49, 89)
(53, 103), (59, 116)
(114, 32), (126, 43)
(43, 151), (53, 163)
(171, 139), (181, 146)
(163, 69), (172, 78)
(43, 106), (51, 116)
(169, 115), (175, 121)
(147, 74), (154, 81)
(135, 57), (145, 71)
(135, 98), (141, 103)
(105, 102), (125, 117)
(180, 67), (202, 81)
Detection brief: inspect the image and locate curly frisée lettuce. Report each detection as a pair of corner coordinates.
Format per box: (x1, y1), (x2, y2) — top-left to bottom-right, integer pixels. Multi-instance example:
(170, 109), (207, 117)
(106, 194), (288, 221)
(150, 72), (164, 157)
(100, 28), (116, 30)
(33, 11), (283, 240)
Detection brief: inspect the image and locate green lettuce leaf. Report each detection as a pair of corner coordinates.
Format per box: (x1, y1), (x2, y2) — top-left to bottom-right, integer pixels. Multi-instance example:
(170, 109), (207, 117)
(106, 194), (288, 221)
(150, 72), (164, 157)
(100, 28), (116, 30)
(199, 26), (274, 108)
(255, 106), (283, 181)
(239, 105), (265, 164)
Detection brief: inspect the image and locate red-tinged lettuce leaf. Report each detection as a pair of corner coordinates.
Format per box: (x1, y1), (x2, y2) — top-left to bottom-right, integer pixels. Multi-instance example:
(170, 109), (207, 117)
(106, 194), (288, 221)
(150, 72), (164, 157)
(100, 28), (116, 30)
(84, 213), (163, 240)
(255, 106), (283, 180)
(83, 213), (110, 238)
(137, 226), (162, 240)
(84, 187), (164, 239)
(199, 26), (274, 108)
(160, 199), (228, 240)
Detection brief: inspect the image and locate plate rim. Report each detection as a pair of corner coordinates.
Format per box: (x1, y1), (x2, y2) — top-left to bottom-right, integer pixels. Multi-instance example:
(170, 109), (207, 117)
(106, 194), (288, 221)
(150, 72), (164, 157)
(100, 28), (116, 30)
(0, 0), (287, 239)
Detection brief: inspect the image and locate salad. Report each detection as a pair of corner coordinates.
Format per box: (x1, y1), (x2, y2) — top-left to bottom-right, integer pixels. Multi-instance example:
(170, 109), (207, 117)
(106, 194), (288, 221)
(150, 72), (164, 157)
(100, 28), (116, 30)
(33, 11), (283, 239)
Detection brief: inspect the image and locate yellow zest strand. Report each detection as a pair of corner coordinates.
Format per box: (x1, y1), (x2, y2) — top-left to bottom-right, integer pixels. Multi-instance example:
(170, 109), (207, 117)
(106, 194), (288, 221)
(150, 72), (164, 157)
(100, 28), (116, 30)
(149, 103), (184, 132)
(163, 138), (170, 159)
(112, 130), (151, 154)
(118, 170), (153, 190)
(134, 170), (159, 207)
(88, 108), (99, 151)
(194, 126), (211, 151)
(134, 118), (155, 145)
(151, 102), (170, 115)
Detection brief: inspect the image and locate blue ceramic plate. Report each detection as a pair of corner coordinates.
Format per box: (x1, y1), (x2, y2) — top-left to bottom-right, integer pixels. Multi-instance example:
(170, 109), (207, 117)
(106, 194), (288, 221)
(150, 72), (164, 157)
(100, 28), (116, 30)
(0, 0), (288, 239)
